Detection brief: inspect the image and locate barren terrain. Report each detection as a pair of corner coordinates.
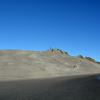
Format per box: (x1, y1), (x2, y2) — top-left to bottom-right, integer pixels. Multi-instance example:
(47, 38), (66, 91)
(0, 50), (100, 81)
(0, 74), (100, 100)
(0, 50), (100, 100)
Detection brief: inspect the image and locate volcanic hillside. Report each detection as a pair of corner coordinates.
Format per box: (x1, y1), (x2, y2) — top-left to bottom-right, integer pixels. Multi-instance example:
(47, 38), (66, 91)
(0, 49), (100, 81)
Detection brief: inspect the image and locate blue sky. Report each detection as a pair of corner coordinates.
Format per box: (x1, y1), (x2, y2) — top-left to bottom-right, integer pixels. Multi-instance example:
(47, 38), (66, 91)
(0, 0), (100, 61)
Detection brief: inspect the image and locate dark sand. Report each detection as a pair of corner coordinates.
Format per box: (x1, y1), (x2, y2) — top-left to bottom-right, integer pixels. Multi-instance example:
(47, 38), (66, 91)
(0, 74), (100, 100)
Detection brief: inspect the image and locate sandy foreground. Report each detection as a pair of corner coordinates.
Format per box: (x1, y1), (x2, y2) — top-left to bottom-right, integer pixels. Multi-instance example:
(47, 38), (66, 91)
(0, 74), (100, 100)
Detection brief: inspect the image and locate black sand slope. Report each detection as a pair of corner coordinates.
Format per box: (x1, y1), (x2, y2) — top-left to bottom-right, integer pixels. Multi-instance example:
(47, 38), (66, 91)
(0, 74), (100, 100)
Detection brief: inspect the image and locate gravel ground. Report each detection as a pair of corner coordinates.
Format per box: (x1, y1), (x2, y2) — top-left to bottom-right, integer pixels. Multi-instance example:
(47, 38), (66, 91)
(0, 74), (100, 100)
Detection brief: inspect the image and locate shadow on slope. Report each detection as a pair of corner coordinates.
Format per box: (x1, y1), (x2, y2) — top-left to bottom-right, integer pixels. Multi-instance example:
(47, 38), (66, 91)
(0, 74), (100, 100)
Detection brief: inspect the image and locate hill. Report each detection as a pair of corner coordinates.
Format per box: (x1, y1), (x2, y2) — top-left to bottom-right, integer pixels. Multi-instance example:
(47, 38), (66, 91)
(0, 49), (100, 81)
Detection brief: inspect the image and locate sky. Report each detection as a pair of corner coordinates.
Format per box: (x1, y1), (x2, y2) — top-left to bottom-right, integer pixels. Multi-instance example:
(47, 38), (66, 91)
(0, 0), (100, 61)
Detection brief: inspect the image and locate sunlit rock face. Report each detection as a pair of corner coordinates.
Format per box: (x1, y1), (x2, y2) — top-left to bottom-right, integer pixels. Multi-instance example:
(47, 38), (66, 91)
(0, 50), (100, 81)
